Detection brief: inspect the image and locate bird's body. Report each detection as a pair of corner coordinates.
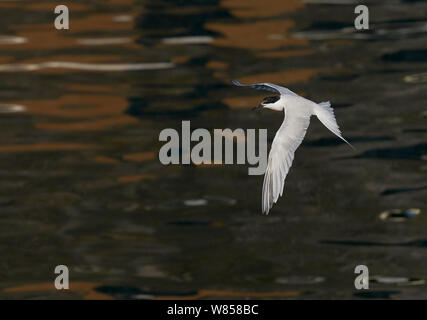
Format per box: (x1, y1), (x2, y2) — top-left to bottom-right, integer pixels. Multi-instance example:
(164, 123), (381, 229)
(232, 80), (353, 214)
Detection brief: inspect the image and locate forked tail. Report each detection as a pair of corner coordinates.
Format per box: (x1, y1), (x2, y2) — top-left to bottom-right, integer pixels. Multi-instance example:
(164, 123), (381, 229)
(314, 101), (355, 150)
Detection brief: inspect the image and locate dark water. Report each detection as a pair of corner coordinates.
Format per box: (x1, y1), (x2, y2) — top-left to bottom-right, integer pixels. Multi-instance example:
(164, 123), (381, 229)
(0, 0), (426, 299)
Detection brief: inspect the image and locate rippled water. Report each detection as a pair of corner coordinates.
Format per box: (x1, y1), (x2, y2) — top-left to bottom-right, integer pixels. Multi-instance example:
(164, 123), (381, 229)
(0, 0), (426, 299)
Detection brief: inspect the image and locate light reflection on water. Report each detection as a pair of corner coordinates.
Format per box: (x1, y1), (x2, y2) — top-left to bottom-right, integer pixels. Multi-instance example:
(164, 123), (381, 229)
(0, 0), (426, 299)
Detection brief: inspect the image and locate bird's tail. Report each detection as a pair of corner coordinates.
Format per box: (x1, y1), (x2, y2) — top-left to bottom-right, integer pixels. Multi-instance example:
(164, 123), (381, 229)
(318, 101), (331, 109)
(314, 101), (355, 150)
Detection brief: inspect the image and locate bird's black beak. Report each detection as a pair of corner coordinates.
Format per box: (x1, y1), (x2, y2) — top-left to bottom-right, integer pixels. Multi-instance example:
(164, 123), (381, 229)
(252, 104), (263, 111)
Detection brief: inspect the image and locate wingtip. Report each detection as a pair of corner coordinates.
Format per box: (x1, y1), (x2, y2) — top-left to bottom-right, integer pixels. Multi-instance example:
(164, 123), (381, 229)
(231, 79), (242, 86)
(262, 204), (271, 215)
(342, 138), (356, 151)
(338, 135), (355, 151)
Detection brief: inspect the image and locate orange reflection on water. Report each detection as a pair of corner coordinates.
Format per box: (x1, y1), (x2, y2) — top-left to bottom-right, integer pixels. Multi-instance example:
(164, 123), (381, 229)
(19, 94), (127, 119)
(24, 2), (90, 12)
(123, 152), (156, 162)
(0, 0), (138, 52)
(206, 20), (307, 50)
(207, 0), (319, 109)
(21, 54), (123, 64)
(36, 116), (137, 132)
(156, 289), (300, 300)
(107, 0), (135, 5)
(93, 156), (120, 164)
(0, 0), (146, 135)
(14, 93), (138, 132)
(171, 56), (191, 64)
(3, 282), (112, 300)
(236, 68), (321, 85)
(206, 61), (229, 70)
(221, 0), (304, 18)
(0, 56), (14, 63)
(257, 49), (315, 58)
(117, 174), (156, 183)
(0, 142), (96, 153)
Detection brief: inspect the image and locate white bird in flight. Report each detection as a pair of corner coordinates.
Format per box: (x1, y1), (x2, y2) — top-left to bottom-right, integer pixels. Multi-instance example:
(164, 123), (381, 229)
(232, 80), (354, 214)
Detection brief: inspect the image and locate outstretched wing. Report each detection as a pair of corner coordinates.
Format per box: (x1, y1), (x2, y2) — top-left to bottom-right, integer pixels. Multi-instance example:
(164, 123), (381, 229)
(231, 80), (299, 97)
(262, 108), (311, 214)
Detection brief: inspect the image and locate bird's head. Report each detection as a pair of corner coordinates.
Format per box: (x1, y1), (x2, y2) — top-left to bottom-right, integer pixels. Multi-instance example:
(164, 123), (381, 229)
(253, 95), (283, 111)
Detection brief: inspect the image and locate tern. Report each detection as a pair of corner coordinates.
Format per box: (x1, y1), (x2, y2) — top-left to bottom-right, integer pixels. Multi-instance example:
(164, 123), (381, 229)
(232, 80), (354, 214)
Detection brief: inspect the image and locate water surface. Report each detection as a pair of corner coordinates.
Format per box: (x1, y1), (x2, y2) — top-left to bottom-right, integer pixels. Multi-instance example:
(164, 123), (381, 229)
(0, 0), (426, 299)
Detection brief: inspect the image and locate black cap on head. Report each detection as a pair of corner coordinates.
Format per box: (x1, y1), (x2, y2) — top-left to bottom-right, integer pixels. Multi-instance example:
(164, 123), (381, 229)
(262, 96), (280, 105)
